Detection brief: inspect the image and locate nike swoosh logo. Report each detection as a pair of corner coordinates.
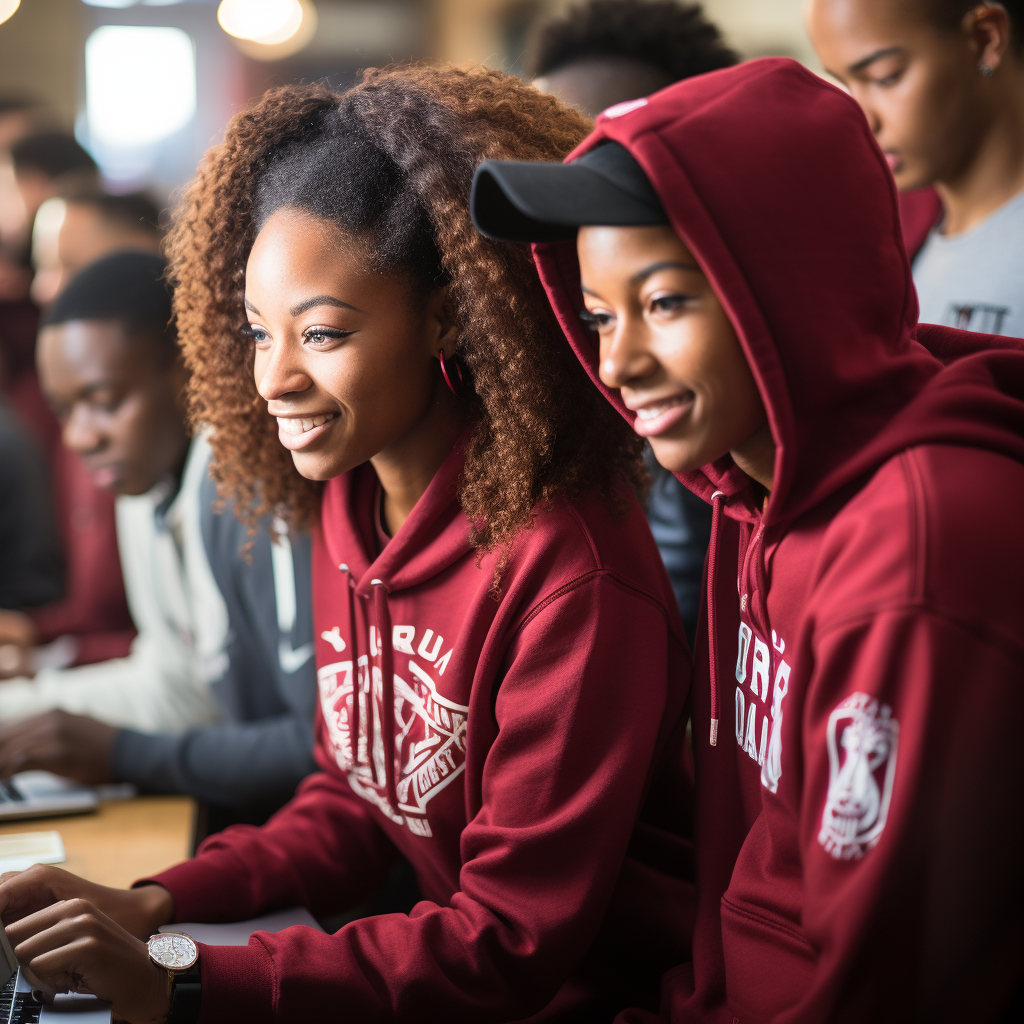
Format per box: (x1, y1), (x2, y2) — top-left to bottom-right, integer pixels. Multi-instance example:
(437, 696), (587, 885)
(279, 640), (314, 673)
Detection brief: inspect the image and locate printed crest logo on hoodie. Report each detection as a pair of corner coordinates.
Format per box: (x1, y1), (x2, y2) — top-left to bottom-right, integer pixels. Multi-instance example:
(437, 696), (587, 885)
(317, 623), (464, 838)
(818, 692), (899, 860)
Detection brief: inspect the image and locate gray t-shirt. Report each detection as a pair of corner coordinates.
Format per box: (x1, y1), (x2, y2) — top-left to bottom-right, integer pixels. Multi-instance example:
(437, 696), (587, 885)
(913, 186), (1024, 338)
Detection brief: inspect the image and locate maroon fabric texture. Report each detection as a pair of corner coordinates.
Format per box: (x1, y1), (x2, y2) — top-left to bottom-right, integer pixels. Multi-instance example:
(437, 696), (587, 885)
(898, 186), (942, 261)
(533, 58), (1024, 1023)
(147, 440), (697, 1022)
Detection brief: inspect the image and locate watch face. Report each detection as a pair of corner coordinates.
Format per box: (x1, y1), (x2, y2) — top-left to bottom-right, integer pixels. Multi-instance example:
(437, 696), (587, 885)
(148, 933), (198, 970)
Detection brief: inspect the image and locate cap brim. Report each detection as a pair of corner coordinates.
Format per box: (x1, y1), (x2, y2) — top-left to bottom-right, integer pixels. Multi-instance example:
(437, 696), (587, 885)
(471, 160), (667, 244)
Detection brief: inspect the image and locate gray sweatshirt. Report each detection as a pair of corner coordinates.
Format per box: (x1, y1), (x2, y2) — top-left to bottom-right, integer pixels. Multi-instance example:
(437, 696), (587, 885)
(111, 466), (317, 808)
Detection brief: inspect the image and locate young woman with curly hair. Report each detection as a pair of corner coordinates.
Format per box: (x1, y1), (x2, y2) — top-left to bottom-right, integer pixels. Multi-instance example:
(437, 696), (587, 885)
(0, 66), (694, 1024)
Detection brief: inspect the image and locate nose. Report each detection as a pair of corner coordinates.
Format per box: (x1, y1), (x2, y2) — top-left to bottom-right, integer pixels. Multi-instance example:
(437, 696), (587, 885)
(255, 337), (313, 402)
(62, 403), (103, 456)
(598, 319), (659, 390)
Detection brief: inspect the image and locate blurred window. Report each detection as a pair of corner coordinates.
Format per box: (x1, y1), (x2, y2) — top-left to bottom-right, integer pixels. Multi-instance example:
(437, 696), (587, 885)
(84, 25), (196, 148)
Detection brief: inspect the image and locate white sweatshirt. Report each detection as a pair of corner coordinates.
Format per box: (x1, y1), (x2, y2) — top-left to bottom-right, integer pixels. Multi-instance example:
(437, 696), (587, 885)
(0, 436), (225, 732)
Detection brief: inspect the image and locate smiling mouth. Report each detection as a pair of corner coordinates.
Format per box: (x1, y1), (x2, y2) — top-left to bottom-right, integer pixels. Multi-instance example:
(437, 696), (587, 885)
(276, 413), (338, 436)
(630, 393), (695, 438)
(634, 394), (691, 421)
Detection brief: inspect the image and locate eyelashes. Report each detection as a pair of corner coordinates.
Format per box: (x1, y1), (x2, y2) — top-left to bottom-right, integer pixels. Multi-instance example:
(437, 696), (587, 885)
(578, 309), (610, 330)
(240, 326), (355, 344)
(303, 328), (354, 343)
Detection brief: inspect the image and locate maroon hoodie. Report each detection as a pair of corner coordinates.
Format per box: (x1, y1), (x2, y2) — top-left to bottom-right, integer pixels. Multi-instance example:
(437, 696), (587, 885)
(147, 440), (696, 1021)
(532, 59), (1024, 1023)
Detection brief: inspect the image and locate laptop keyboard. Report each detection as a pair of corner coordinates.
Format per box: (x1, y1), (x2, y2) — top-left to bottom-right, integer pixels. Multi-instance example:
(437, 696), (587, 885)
(0, 782), (24, 804)
(1, 972), (42, 1024)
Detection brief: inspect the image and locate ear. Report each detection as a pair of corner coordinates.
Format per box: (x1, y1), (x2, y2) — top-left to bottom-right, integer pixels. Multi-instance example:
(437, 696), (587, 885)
(425, 285), (459, 358)
(966, 2), (1012, 74)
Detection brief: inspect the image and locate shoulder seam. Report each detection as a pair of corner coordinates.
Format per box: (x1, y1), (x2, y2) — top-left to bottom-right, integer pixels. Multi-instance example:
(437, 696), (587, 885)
(511, 568), (688, 650)
(814, 599), (1024, 661)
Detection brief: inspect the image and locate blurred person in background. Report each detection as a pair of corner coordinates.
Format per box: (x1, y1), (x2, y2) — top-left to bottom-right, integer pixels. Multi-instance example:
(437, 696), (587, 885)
(0, 96), (40, 300)
(0, 399), (63, 672)
(8, 132), (98, 249)
(31, 189), (162, 307)
(0, 250), (318, 828)
(807, 0), (1024, 337)
(1, 130), (99, 438)
(0, 185), (158, 674)
(0, 97), (37, 154)
(529, 0), (738, 118)
(528, 0), (737, 642)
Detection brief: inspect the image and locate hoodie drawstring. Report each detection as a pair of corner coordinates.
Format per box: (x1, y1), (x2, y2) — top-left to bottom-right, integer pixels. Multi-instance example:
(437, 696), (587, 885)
(372, 579), (398, 812)
(706, 492), (725, 746)
(338, 564), (361, 766)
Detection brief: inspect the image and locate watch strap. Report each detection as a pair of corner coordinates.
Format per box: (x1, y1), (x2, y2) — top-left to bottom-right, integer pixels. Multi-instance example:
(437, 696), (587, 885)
(166, 962), (201, 1024)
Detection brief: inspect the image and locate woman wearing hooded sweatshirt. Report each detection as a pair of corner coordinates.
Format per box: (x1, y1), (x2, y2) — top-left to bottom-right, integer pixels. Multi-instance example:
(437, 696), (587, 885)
(472, 58), (1024, 1022)
(0, 68), (695, 1023)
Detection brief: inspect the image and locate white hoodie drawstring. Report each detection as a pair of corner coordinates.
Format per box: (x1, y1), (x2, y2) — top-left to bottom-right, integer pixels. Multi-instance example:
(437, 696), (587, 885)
(707, 492), (726, 746)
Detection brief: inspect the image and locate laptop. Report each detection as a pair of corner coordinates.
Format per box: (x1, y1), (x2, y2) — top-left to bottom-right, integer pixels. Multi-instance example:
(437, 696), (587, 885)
(0, 773), (98, 823)
(2, 918), (110, 1024)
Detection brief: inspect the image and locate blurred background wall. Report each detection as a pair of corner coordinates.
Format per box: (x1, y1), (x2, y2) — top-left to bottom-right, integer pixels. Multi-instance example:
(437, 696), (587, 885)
(0, 0), (814, 204)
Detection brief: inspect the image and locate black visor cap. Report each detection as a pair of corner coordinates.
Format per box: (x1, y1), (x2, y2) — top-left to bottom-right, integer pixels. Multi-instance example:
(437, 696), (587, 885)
(470, 141), (669, 244)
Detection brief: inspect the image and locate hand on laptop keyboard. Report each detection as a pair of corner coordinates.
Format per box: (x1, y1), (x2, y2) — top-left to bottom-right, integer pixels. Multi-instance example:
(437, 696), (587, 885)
(2, 898), (168, 1024)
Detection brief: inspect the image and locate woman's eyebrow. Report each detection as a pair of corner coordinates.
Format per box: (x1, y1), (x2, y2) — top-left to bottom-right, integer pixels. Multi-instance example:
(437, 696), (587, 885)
(244, 298), (260, 315)
(628, 260), (701, 286)
(289, 295), (364, 316)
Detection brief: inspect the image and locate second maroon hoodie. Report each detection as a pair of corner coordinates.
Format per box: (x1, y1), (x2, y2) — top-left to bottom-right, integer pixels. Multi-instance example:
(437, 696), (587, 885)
(533, 58), (1024, 1023)
(147, 439), (696, 1022)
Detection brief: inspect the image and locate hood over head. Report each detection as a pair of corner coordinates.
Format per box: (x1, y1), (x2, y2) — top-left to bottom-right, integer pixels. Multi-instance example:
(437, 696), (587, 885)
(514, 58), (1024, 527)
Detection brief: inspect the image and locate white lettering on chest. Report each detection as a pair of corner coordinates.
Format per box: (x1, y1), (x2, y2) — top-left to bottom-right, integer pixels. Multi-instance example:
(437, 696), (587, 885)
(317, 622), (465, 838)
(732, 621), (791, 790)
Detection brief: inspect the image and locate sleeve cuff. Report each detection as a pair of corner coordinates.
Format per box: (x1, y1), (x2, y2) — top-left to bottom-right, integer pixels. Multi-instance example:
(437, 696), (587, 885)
(194, 940), (276, 1024)
(136, 852), (247, 924)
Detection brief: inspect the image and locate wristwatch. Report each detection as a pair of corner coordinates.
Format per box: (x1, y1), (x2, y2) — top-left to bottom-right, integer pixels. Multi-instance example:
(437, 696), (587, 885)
(147, 932), (201, 1024)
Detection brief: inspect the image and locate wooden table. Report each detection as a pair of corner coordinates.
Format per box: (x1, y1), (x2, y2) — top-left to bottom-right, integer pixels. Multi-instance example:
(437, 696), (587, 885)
(0, 796), (194, 889)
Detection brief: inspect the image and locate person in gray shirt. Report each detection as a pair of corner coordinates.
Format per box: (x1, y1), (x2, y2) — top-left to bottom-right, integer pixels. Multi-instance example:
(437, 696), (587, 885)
(912, 186), (1024, 336)
(0, 462), (315, 823)
(0, 434), (318, 830)
(807, 0), (1024, 337)
(113, 469), (318, 820)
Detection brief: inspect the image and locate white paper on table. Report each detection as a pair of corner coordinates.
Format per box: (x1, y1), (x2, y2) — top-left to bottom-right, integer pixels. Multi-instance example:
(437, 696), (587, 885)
(162, 905), (324, 946)
(0, 830), (65, 873)
(40, 993), (112, 1021)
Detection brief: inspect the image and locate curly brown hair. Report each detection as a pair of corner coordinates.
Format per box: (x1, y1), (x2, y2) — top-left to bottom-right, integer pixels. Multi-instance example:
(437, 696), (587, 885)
(167, 64), (645, 562)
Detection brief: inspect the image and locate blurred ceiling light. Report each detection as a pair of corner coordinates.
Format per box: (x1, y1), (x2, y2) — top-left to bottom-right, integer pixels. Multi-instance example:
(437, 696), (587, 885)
(217, 0), (299, 41)
(0, 0), (20, 28)
(85, 26), (196, 147)
(81, 1), (187, 6)
(231, 0), (318, 61)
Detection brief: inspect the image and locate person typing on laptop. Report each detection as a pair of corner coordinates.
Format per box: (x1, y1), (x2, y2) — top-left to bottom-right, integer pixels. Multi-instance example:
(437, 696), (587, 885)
(0, 252), (318, 825)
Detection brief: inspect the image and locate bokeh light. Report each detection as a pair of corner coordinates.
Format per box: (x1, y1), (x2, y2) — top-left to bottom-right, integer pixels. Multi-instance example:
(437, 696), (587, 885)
(217, 0), (301, 42)
(85, 25), (197, 147)
(0, 0), (20, 28)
